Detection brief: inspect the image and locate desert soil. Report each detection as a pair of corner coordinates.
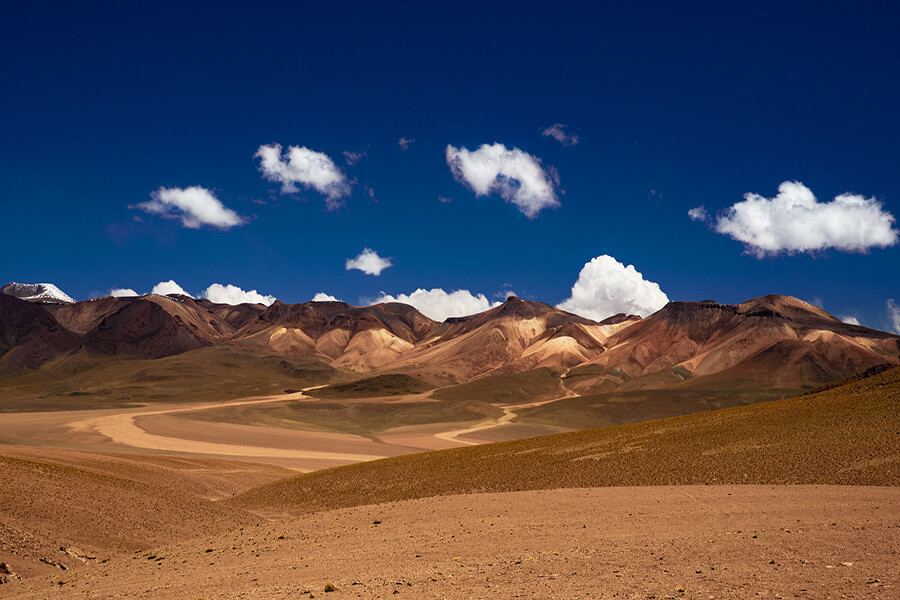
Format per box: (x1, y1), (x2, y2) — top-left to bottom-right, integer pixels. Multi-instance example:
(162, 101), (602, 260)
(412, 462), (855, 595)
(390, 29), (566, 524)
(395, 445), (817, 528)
(1, 485), (896, 599)
(0, 387), (571, 470)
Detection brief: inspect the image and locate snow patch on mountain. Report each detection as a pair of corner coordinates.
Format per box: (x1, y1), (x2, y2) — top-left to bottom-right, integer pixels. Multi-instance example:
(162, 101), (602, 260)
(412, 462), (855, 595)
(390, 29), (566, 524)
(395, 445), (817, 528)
(1, 282), (75, 303)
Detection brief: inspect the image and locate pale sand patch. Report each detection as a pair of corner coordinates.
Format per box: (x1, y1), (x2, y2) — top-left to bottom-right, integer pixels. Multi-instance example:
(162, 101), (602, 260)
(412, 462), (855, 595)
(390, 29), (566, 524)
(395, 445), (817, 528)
(66, 389), (387, 464)
(136, 413), (421, 455)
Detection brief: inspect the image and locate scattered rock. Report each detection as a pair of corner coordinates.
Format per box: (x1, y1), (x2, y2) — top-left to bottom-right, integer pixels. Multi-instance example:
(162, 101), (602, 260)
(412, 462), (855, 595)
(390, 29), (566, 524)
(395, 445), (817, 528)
(0, 562), (20, 584)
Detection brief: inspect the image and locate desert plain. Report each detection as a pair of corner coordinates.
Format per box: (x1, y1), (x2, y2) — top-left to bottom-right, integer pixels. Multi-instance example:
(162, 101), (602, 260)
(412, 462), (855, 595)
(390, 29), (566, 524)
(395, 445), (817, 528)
(1, 292), (898, 599)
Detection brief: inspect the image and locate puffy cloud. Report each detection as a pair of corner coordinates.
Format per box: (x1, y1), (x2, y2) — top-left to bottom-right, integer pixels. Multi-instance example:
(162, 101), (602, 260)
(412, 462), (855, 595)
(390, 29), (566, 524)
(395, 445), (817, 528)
(839, 315), (861, 326)
(558, 255), (669, 320)
(109, 288), (139, 297)
(446, 143), (560, 218)
(713, 181), (898, 257)
(888, 299), (900, 334)
(255, 143), (351, 209)
(151, 280), (192, 297)
(398, 137), (415, 150)
(342, 150), (366, 165)
(374, 288), (499, 321)
(345, 248), (393, 276)
(312, 292), (341, 302)
(201, 283), (276, 306)
(134, 186), (245, 230)
(541, 123), (579, 146)
(688, 206), (708, 222)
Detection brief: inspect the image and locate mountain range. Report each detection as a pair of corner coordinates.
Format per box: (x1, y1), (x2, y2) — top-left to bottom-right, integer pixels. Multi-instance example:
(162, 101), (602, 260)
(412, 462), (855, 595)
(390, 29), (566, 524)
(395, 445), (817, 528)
(2, 281), (898, 394)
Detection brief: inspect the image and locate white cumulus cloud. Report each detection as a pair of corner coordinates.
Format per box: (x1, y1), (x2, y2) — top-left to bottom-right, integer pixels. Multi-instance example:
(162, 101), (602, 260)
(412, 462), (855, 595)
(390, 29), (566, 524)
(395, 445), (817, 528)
(374, 288), (499, 322)
(839, 315), (861, 326)
(688, 206), (708, 222)
(445, 143), (560, 218)
(345, 248), (393, 276)
(255, 143), (351, 209)
(151, 280), (192, 297)
(201, 283), (276, 306)
(109, 288), (139, 297)
(888, 299), (900, 334)
(312, 292), (341, 302)
(558, 255), (669, 320)
(134, 186), (245, 230)
(713, 181), (898, 257)
(541, 123), (579, 146)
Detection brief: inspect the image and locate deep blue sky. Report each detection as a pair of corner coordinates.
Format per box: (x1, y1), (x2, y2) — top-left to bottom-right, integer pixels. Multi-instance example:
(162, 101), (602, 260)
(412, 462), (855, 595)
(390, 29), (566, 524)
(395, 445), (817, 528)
(2, 1), (898, 329)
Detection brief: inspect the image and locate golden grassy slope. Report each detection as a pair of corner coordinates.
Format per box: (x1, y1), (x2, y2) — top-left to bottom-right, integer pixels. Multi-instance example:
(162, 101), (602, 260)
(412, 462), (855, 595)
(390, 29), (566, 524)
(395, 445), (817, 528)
(0, 346), (338, 411)
(305, 373), (433, 399)
(232, 366), (900, 514)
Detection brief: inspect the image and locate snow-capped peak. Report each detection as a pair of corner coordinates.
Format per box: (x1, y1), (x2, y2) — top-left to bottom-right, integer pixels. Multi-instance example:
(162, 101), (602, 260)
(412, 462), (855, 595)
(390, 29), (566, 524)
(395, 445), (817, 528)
(1, 282), (76, 303)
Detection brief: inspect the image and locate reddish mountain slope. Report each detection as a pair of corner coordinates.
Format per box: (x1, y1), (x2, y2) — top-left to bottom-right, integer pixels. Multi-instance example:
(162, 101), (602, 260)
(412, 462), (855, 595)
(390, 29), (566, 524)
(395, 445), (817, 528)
(1, 289), (897, 395)
(80, 298), (212, 359)
(0, 295), (80, 369)
(392, 297), (626, 379)
(589, 295), (899, 390)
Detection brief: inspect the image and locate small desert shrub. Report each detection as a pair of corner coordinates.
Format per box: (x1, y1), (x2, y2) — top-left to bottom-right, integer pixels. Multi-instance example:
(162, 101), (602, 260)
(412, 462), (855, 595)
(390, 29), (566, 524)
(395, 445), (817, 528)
(324, 582), (336, 592)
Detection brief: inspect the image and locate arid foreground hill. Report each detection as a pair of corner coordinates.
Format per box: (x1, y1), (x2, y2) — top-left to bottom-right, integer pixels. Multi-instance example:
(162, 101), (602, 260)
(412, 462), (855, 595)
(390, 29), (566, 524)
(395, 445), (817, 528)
(0, 366), (897, 599)
(2, 283), (898, 396)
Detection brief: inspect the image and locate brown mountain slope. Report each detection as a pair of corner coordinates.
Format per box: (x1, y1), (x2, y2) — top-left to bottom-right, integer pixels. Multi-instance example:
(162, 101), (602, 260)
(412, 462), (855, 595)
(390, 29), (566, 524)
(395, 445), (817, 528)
(44, 296), (129, 334)
(586, 294), (899, 391)
(232, 365), (900, 515)
(233, 300), (437, 369)
(79, 298), (212, 359)
(387, 297), (626, 380)
(195, 297), (267, 329)
(0, 295), (79, 370)
(1, 292), (897, 398)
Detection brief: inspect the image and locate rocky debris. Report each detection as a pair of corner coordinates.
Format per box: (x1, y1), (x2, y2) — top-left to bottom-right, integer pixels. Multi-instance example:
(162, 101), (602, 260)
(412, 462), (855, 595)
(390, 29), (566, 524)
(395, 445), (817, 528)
(39, 557), (67, 570)
(0, 562), (20, 584)
(61, 546), (96, 562)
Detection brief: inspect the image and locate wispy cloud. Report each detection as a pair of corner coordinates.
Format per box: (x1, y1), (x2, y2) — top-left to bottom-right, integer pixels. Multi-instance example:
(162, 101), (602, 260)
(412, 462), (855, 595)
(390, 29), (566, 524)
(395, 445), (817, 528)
(345, 248), (393, 276)
(688, 206), (708, 222)
(255, 143), (351, 209)
(398, 137), (415, 150)
(133, 186), (246, 230)
(445, 143), (560, 218)
(839, 315), (861, 326)
(343, 150), (367, 165)
(888, 299), (900, 334)
(540, 123), (579, 146)
(710, 181), (898, 257)
(558, 254), (669, 320)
